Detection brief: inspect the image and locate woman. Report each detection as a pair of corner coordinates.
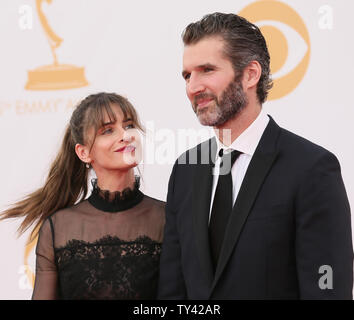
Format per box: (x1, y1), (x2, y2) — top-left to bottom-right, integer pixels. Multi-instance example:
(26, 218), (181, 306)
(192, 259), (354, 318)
(0, 92), (165, 299)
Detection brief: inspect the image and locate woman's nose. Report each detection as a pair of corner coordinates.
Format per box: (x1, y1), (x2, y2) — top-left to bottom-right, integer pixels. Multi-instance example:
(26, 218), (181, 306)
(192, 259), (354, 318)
(120, 130), (135, 143)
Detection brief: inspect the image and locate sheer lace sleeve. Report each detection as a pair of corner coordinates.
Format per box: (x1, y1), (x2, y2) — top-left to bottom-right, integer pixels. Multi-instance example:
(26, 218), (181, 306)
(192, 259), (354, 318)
(31, 217), (59, 300)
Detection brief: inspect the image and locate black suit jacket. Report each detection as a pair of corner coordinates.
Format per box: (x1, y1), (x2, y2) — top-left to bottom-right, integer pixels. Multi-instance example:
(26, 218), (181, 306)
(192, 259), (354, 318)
(158, 116), (353, 299)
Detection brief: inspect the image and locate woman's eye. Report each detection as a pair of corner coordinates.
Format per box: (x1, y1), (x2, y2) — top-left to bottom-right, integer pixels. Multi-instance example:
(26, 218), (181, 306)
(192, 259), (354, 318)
(125, 124), (135, 130)
(102, 128), (113, 134)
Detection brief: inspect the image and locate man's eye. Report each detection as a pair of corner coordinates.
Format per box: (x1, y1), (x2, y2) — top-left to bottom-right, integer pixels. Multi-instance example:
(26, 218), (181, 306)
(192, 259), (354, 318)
(125, 124), (135, 130)
(204, 67), (213, 72)
(183, 73), (190, 80)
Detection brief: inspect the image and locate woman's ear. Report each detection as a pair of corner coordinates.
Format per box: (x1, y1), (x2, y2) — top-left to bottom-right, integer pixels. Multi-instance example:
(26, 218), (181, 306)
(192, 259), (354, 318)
(75, 143), (91, 164)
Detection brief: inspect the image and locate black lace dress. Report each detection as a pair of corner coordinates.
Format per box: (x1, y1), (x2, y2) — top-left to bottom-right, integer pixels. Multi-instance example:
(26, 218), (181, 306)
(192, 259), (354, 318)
(32, 178), (165, 300)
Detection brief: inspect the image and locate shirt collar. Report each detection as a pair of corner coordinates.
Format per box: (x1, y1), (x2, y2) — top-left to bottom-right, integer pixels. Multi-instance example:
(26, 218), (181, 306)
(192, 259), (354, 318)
(215, 109), (270, 158)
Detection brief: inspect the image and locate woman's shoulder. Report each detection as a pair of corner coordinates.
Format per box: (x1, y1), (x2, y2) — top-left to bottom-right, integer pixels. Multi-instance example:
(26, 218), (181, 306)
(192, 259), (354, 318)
(143, 195), (165, 208)
(46, 199), (90, 223)
(141, 195), (165, 218)
(139, 195), (166, 239)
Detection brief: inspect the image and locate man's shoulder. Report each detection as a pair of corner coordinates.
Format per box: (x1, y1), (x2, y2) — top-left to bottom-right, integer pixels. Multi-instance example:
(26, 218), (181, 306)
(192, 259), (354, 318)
(276, 124), (340, 169)
(278, 126), (332, 156)
(175, 137), (215, 166)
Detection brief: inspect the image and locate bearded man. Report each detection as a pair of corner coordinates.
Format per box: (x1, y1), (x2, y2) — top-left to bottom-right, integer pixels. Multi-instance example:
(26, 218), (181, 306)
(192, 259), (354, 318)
(158, 12), (353, 299)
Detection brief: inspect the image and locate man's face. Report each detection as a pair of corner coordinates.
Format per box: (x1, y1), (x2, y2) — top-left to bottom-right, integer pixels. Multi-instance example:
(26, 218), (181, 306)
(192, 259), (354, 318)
(182, 36), (247, 127)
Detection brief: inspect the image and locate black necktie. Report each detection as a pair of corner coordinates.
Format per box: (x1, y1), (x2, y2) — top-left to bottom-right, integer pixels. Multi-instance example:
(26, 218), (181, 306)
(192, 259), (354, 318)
(209, 149), (241, 270)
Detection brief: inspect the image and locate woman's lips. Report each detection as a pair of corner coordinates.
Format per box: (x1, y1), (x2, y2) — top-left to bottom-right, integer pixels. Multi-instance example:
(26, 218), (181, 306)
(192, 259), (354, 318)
(114, 145), (136, 153)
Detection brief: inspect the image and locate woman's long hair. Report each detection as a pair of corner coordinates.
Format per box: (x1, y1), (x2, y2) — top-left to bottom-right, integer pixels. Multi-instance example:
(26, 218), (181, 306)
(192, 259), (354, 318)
(0, 92), (144, 242)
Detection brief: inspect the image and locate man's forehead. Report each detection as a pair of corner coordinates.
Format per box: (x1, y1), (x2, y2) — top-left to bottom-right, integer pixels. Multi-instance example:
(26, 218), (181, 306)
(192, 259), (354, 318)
(183, 36), (227, 68)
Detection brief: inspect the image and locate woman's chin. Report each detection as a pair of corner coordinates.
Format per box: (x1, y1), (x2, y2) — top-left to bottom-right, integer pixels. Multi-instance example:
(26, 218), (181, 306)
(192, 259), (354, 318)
(119, 160), (139, 170)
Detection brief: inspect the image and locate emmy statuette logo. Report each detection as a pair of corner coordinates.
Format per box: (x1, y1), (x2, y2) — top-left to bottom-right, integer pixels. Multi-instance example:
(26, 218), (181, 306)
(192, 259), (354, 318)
(25, 0), (88, 90)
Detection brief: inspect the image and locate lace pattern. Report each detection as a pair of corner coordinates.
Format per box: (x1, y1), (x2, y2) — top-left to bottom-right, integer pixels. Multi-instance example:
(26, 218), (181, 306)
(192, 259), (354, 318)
(88, 176), (144, 212)
(54, 235), (161, 300)
(90, 175), (140, 202)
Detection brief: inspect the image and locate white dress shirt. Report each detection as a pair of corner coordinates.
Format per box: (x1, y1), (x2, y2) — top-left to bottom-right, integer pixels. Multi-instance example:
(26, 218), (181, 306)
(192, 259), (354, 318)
(209, 109), (270, 223)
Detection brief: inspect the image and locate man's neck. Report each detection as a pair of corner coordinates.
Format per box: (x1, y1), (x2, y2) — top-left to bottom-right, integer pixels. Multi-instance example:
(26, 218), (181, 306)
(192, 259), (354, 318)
(214, 103), (262, 146)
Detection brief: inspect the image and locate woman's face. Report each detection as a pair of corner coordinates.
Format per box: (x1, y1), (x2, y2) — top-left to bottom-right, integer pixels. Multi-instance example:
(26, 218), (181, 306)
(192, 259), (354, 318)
(87, 104), (141, 173)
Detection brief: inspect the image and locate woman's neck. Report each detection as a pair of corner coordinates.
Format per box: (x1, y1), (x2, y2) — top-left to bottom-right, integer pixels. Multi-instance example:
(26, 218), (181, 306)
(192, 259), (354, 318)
(95, 168), (135, 192)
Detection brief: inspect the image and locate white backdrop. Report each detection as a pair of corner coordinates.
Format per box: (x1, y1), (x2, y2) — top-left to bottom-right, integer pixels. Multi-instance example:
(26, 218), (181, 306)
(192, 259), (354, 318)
(0, 0), (353, 299)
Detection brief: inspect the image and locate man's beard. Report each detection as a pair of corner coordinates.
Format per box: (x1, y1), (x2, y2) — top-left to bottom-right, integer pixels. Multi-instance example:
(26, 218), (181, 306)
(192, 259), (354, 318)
(193, 78), (248, 127)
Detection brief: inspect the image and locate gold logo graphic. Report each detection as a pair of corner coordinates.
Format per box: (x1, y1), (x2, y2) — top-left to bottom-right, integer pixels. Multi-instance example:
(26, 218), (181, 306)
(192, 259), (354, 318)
(24, 225), (40, 289)
(25, 0), (88, 90)
(239, 0), (311, 100)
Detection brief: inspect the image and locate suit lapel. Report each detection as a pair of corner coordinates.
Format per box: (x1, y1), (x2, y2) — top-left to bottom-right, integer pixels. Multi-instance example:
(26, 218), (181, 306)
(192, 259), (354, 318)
(210, 116), (281, 294)
(192, 137), (217, 288)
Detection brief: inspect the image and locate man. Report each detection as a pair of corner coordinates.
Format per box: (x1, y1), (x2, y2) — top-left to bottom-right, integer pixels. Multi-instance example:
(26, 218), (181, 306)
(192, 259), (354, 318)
(158, 12), (353, 299)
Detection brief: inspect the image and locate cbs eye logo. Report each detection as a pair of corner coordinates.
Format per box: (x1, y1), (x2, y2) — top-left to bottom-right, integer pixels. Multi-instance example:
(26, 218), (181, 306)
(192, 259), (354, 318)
(239, 0), (311, 100)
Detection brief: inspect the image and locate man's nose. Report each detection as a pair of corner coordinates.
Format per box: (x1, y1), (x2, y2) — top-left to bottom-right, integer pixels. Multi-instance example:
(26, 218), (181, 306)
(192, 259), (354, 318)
(187, 74), (205, 97)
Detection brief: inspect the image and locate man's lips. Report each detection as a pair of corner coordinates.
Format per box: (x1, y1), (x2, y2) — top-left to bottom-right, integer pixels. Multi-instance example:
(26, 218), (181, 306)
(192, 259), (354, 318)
(114, 145), (136, 153)
(195, 97), (214, 109)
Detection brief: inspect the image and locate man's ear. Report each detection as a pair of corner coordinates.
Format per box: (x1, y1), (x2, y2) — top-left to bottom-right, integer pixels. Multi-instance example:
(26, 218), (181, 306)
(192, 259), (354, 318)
(242, 60), (262, 90)
(75, 143), (91, 164)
